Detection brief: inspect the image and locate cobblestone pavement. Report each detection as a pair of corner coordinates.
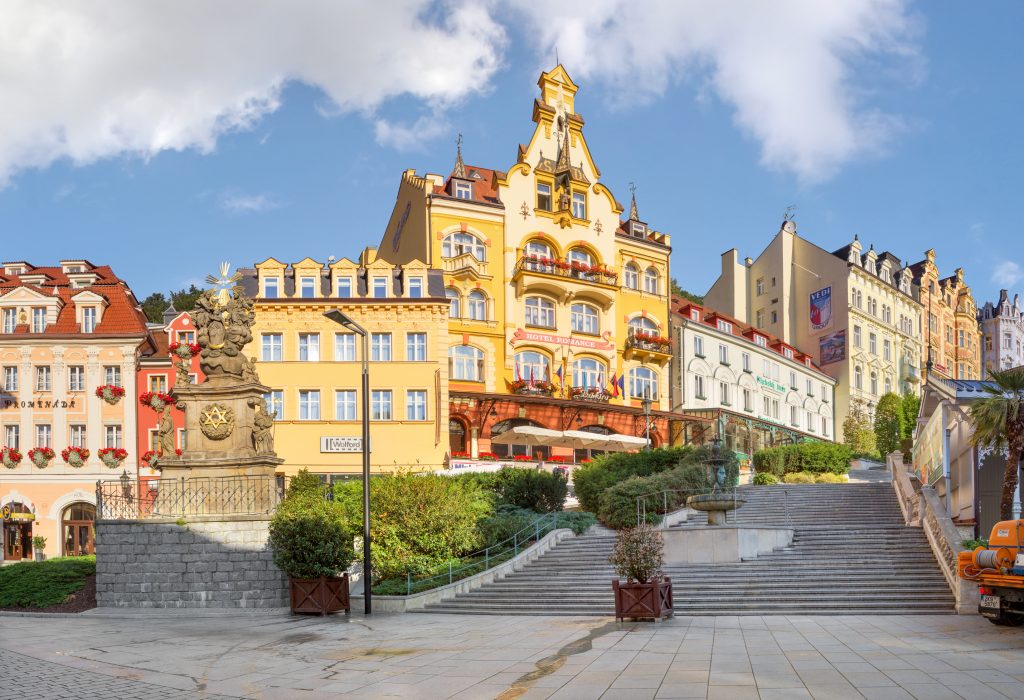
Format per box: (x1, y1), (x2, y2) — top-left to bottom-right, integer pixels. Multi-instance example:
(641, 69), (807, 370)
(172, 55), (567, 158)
(3, 610), (1024, 699)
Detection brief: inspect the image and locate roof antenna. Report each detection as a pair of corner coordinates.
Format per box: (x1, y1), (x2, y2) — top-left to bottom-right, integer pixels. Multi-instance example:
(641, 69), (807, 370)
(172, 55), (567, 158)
(555, 45), (560, 66)
(784, 205), (796, 222)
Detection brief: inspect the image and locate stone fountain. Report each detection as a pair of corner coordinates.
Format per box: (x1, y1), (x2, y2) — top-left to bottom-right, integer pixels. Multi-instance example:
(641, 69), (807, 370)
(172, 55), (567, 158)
(685, 437), (745, 525)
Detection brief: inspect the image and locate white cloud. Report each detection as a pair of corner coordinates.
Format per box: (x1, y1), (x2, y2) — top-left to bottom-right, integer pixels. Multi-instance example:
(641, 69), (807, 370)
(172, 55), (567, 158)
(0, 0), (505, 185)
(219, 190), (282, 215)
(506, 0), (921, 182)
(375, 112), (451, 152)
(993, 261), (1023, 287)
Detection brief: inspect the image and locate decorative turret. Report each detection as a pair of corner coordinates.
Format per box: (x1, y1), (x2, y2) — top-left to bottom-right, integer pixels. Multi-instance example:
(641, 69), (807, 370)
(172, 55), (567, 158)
(622, 182), (649, 239)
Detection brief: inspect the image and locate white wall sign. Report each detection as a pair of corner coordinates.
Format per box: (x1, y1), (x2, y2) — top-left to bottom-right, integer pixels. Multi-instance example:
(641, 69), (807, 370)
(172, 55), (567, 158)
(320, 437), (364, 453)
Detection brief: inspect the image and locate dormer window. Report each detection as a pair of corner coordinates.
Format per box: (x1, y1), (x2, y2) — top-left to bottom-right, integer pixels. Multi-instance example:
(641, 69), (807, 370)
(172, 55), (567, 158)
(690, 310), (699, 321)
(264, 277), (279, 299)
(372, 277), (388, 299)
(632, 223), (646, 237)
(336, 278), (352, 298)
(783, 347), (794, 359)
(407, 277), (423, 299)
(453, 181), (472, 200)
(82, 307), (97, 333)
(754, 335), (767, 348)
(716, 320), (733, 334)
(881, 268), (891, 283)
(536, 182), (552, 211)
(31, 308), (46, 333)
(299, 277), (316, 298)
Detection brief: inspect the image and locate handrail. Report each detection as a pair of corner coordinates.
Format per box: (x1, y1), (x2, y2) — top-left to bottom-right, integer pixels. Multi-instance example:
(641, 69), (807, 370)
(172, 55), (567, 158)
(636, 485), (791, 528)
(399, 511), (565, 595)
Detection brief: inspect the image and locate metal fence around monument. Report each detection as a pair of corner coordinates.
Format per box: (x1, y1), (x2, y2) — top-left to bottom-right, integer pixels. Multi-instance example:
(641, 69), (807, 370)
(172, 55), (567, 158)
(96, 475), (288, 520)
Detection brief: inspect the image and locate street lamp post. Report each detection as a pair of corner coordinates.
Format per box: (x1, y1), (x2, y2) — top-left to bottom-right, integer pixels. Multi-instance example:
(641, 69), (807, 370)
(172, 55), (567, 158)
(641, 389), (652, 451)
(324, 309), (372, 615)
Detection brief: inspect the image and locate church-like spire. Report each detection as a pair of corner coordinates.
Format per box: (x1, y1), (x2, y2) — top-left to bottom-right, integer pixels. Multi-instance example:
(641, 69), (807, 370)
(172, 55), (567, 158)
(453, 133), (466, 179)
(555, 117), (572, 173)
(629, 182), (640, 221)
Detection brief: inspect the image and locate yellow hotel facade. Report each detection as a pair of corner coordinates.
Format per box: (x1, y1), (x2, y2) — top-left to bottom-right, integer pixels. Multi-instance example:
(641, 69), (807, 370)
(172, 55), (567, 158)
(240, 250), (450, 476)
(377, 66), (675, 458)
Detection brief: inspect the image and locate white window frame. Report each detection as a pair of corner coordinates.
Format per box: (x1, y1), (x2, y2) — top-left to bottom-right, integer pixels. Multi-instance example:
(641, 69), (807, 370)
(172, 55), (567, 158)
(406, 390), (427, 421)
(298, 390), (320, 420)
(371, 333), (392, 362)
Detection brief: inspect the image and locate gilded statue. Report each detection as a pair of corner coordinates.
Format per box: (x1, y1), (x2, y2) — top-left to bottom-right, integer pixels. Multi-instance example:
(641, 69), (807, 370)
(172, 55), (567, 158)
(250, 398), (276, 456)
(193, 263), (258, 383)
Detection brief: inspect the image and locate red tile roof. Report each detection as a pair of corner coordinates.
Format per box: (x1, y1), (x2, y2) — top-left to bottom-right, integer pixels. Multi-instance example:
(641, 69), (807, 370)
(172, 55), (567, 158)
(436, 164), (502, 205)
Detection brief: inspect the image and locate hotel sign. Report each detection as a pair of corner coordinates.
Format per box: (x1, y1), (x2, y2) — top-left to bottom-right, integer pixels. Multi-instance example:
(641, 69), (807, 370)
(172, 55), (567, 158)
(756, 376), (786, 393)
(510, 328), (614, 350)
(320, 437), (364, 453)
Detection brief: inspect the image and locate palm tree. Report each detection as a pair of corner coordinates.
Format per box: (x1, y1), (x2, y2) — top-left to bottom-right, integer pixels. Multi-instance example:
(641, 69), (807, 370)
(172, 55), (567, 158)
(970, 368), (1024, 520)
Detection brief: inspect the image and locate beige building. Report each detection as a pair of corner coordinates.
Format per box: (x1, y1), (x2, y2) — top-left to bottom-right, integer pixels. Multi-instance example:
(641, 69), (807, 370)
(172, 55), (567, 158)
(240, 249), (450, 477)
(703, 221), (923, 431)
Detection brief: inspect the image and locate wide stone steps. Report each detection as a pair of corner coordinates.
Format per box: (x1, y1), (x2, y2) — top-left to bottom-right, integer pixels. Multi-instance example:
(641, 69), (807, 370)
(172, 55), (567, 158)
(419, 482), (955, 616)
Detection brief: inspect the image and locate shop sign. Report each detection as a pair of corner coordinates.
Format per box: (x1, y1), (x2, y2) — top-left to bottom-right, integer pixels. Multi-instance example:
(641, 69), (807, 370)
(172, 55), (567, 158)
(1, 397), (77, 410)
(1, 506), (33, 522)
(810, 286), (832, 331)
(510, 328), (614, 350)
(320, 437), (363, 453)
(756, 376), (786, 393)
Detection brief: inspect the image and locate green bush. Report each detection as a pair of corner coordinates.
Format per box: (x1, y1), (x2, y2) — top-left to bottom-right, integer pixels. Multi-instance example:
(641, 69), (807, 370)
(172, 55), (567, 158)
(782, 471), (816, 484)
(814, 472), (846, 484)
(478, 504), (596, 547)
(962, 538), (989, 550)
(333, 470), (491, 579)
(873, 393), (903, 457)
(598, 464), (711, 529)
(492, 467), (567, 512)
(752, 472), (779, 485)
(0, 555), (95, 608)
(573, 446), (697, 513)
(286, 468), (328, 499)
(753, 442), (852, 476)
(269, 479), (355, 579)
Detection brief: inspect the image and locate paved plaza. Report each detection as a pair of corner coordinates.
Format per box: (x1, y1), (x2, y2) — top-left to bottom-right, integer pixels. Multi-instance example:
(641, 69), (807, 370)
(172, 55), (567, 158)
(2, 611), (1024, 699)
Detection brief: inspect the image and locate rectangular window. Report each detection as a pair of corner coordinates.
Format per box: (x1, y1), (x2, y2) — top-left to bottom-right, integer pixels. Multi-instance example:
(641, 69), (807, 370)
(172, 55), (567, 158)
(103, 366), (121, 387)
(69, 424), (86, 447)
(261, 334), (283, 361)
(958, 329), (965, 347)
(755, 310), (765, 328)
(104, 425), (122, 449)
(300, 277), (316, 298)
(822, 417), (830, 437)
(536, 182), (552, 211)
(35, 366), (51, 392)
(694, 375), (705, 400)
(754, 335), (767, 348)
(719, 344), (729, 365)
(31, 307), (46, 333)
(717, 320), (733, 333)
(371, 390), (392, 421)
(36, 424), (52, 448)
(299, 390), (320, 420)
(883, 338), (891, 361)
(298, 333), (320, 362)
(406, 332), (426, 362)
(853, 325), (862, 348)
(372, 277), (388, 299)
(335, 390), (356, 421)
(806, 378), (813, 395)
(719, 381), (730, 406)
(263, 277), (279, 299)
(263, 391), (283, 419)
(694, 336), (705, 357)
(148, 375), (167, 393)
(406, 390), (427, 421)
(741, 389), (751, 412)
(763, 396), (770, 416)
(789, 371), (797, 389)
(454, 180), (472, 200)
(571, 192), (586, 219)
(869, 332), (877, 355)
(783, 347), (793, 359)
(177, 330), (196, 345)
(807, 411), (815, 432)
(336, 278), (352, 298)
(770, 310), (778, 324)
(4, 425), (19, 449)
(408, 278), (423, 298)
(371, 333), (392, 361)
(1, 309), (14, 333)
(774, 398), (782, 418)
(82, 307), (97, 333)
(790, 405), (798, 426)
(756, 278), (765, 296)
(742, 353), (751, 372)
(68, 366), (85, 392)
(334, 333), (356, 361)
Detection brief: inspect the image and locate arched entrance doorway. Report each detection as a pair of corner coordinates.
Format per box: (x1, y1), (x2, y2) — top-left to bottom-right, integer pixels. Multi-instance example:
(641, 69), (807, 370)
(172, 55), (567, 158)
(62, 502), (96, 556)
(2, 502), (34, 561)
(449, 418), (468, 455)
(490, 418), (547, 460)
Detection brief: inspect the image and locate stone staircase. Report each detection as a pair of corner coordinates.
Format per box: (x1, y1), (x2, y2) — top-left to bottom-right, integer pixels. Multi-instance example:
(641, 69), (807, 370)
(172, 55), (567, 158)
(418, 482), (955, 616)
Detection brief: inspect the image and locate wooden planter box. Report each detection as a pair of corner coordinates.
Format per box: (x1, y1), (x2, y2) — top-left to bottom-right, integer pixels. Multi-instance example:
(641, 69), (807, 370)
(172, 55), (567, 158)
(289, 574), (350, 615)
(612, 576), (673, 621)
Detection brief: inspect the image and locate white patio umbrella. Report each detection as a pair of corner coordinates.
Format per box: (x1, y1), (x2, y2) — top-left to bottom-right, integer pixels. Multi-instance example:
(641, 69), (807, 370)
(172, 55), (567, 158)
(558, 430), (613, 450)
(489, 425), (565, 447)
(603, 433), (650, 452)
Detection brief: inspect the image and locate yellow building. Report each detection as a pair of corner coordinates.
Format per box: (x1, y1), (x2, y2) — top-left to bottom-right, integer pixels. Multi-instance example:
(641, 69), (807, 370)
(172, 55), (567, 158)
(907, 249), (982, 381)
(241, 250), (449, 476)
(377, 65), (674, 458)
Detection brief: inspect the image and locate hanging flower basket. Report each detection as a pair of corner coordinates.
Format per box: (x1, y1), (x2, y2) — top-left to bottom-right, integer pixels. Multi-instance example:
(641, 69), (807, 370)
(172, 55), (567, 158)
(141, 448), (181, 470)
(96, 385), (125, 405)
(98, 447), (128, 469)
(139, 391), (176, 412)
(61, 446), (90, 468)
(28, 447), (55, 469)
(1, 447), (23, 469)
(169, 341), (201, 360)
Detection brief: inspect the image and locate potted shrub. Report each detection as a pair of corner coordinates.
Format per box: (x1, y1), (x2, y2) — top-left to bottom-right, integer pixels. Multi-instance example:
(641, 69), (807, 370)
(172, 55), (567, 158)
(32, 536), (46, 561)
(28, 447), (55, 469)
(609, 524), (673, 621)
(61, 446), (90, 468)
(1, 446), (22, 469)
(269, 490), (353, 616)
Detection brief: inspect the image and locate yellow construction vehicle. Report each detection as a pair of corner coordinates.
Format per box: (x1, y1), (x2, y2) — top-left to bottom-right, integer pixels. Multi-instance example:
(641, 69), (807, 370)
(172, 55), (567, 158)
(958, 519), (1024, 626)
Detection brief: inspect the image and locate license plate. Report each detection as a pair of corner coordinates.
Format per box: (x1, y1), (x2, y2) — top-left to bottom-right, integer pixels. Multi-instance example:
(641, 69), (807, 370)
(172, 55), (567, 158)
(981, 595), (1001, 609)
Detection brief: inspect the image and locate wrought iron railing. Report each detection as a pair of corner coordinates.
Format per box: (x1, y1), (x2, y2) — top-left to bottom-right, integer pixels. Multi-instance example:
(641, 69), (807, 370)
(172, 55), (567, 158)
(625, 328), (672, 354)
(513, 256), (618, 286)
(96, 475), (286, 520)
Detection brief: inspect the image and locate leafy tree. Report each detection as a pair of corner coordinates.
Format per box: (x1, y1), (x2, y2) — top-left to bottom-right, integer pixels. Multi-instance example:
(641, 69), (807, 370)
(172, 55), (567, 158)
(969, 368), (1024, 520)
(670, 278), (704, 305)
(843, 398), (877, 456)
(900, 393), (921, 446)
(873, 393), (903, 457)
(140, 292), (168, 324)
(139, 285), (206, 323)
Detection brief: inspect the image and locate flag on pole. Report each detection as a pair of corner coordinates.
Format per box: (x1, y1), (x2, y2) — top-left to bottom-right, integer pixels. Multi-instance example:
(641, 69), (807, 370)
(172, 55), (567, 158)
(617, 375), (625, 396)
(609, 372), (618, 398)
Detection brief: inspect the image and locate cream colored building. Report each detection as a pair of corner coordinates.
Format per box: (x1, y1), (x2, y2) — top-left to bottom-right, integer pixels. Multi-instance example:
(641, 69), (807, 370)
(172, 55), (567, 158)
(704, 221), (923, 431)
(240, 250), (450, 476)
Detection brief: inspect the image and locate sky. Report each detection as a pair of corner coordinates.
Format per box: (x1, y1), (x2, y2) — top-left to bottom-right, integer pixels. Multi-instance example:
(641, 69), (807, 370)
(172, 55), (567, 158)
(0, 1), (1022, 307)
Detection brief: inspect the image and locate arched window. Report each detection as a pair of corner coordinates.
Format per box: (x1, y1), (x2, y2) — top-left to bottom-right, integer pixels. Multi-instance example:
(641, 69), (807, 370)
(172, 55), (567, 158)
(514, 351), (550, 382)
(629, 366), (658, 400)
(449, 419), (467, 454)
(61, 502), (95, 556)
(467, 290), (487, 321)
(628, 317), (659, 334)
(624, 263), (640, 290)
(445, 288), (460, 319)
(870, 371), (878, 395)
(525, 296), (555, 328)
(884, 375), (892, 394)
(567, 247), (594, 267)
(644, 267), (659, 294)
(442, 232), (486, 261)
(572, 357), (606, 389)
(570, 303), (599, 334)
(854, 365), (863, 390)
(525, 240), (553, 261)
(449, 346), (483, 381)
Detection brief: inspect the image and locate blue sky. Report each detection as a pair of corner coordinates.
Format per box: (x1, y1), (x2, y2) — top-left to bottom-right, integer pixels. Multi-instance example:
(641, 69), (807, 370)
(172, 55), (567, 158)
(0, 1), (1021, 306)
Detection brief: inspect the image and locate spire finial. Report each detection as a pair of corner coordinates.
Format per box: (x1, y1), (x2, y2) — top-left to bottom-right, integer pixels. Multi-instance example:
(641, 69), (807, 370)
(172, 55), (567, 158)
(628, 182), (639, 221)
(453, 133), (466, 179)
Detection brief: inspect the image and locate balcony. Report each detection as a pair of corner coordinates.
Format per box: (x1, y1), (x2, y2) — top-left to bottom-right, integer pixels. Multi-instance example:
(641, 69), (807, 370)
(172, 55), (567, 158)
(513, 256), (618, 287)
(442, 253), (491, 280)
(569, 387), (611, 403)
(903, 364), (921, 383)
(511, 379), (556, 397)
(624, 328), (672, 361)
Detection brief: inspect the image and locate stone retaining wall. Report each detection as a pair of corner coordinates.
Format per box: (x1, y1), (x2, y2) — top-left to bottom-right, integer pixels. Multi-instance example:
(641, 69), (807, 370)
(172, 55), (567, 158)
(95, 516), (288, 608)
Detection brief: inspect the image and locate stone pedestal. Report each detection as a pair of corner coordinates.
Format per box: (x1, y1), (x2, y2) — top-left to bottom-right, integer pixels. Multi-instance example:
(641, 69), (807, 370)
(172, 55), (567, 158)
(661, 526), (793, 564)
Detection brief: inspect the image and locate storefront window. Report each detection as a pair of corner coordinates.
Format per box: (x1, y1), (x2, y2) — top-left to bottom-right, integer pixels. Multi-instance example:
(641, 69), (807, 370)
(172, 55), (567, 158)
(3, 502), (33, 561)
(62, 502), (95, 556)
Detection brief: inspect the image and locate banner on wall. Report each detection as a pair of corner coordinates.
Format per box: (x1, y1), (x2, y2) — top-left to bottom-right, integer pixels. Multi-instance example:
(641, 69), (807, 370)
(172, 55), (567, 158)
(819, 330), (846, 366)
(810, 286), (832, 331)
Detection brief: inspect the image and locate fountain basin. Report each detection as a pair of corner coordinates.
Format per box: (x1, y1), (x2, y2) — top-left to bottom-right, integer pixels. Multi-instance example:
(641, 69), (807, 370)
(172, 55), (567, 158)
(686, 493), (746, 526)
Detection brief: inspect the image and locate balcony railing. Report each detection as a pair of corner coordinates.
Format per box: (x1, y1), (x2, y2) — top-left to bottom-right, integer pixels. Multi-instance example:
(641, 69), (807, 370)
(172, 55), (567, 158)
(442, 253), (490, 279)
(511, 380), (556, 397)
(514, 256), (618, 286)
(625, 328), (672, 355)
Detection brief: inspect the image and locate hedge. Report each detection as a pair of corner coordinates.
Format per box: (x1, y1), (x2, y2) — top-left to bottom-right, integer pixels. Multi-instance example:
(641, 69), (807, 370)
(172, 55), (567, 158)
(752, 442), (852, 477)
(449, 467), (568, 512)
(597, 464), (711, 529)
(573, 446), (697, 513)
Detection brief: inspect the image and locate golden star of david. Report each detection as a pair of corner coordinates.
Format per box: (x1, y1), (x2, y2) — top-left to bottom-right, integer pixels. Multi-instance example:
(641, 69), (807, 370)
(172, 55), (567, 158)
(201, 406), (230, 430)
